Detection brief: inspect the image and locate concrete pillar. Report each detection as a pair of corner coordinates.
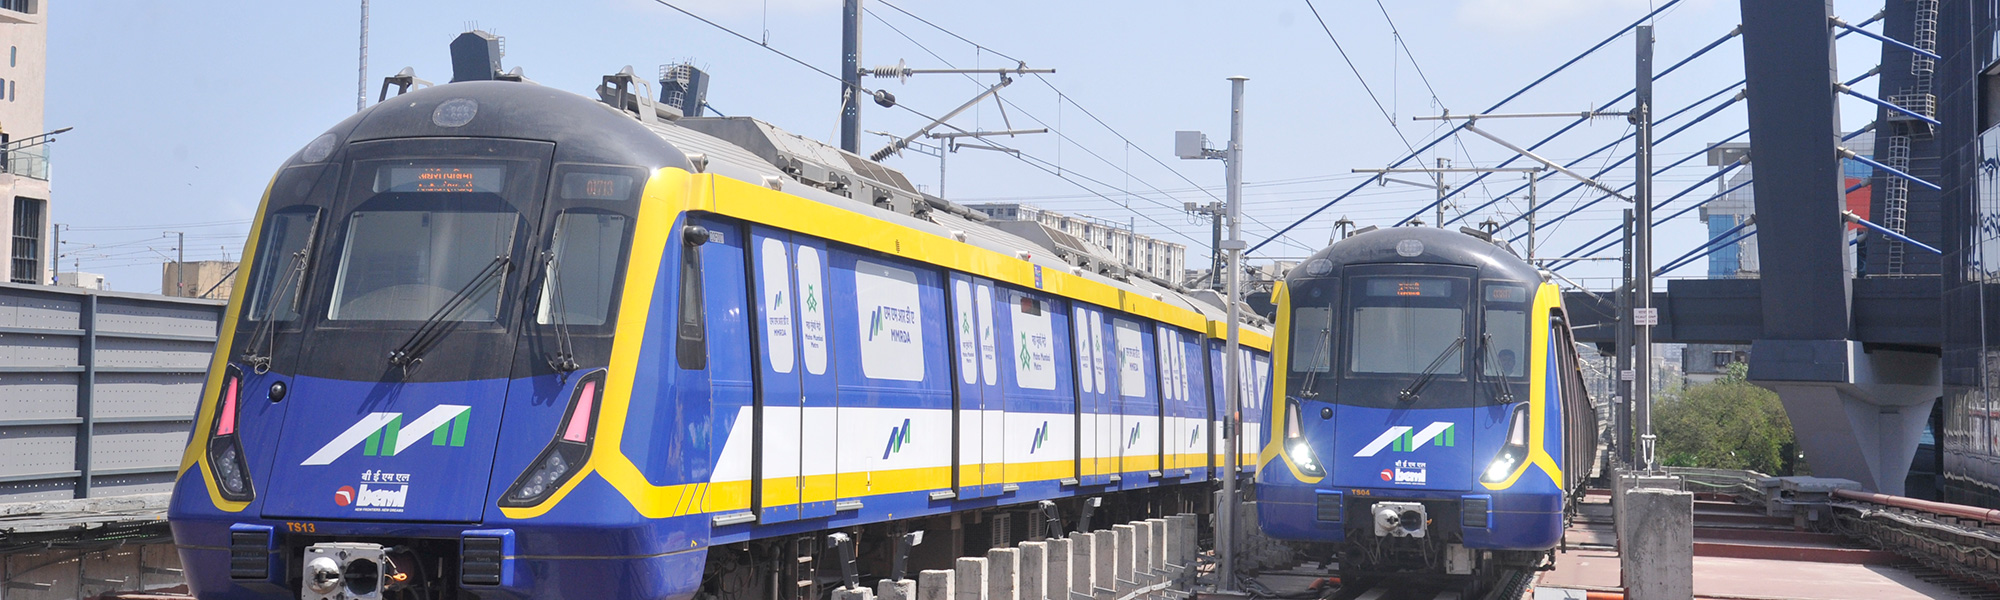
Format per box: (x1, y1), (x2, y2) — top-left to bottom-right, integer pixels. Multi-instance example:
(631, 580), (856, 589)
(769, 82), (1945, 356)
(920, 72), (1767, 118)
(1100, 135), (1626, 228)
(1131, 521), (1154, 582)
(1164, 515), (1191, 569)
(835, 587), (877, 600)
(879, 579), (917, 600)
(1146, 518), (1168, 574)
(1613, 470), (1683, 561)
(956, 557), (988, 600)
(1171, 514), (1197, 568)
(918, 569), (955, 600)
(1046, 537), (1073, 600)
(1112, 524), (1137, 590)
(1622, 487), (1694, 599)
(986, 548), (1019, 600)
(1017, 541), (1048, 600)
(1091, 530), (1116, 595)
(1072, 532), (1104, 596)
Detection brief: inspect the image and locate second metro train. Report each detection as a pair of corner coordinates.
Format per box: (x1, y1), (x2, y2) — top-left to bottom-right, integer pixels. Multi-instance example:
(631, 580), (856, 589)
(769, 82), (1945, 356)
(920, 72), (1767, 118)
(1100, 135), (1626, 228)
(1255, 226), (1599, 588)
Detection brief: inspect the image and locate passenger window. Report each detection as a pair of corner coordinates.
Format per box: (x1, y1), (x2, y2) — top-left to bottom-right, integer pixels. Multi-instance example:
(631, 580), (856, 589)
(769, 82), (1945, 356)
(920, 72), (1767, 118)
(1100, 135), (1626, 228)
(677, 231), (708, 370)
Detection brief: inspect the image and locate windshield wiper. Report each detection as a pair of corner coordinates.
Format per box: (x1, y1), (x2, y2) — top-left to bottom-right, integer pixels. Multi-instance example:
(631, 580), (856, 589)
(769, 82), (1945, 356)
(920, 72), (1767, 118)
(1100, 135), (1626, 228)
(1476, 333), (1516, 404)
(241, 247), (310, 374)
(1398, 336), (1466, 403)
(388, 255), (512, 373)
(535, 250), (580, 372)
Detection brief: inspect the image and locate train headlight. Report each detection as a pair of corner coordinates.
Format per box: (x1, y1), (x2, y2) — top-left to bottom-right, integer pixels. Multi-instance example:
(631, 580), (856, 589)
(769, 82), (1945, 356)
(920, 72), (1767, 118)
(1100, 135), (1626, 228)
(1283, 401), (1325, 477)
(500, 370), (606, 507)
(206, 366), (256, 502)
(1479, 403), (1532, 485)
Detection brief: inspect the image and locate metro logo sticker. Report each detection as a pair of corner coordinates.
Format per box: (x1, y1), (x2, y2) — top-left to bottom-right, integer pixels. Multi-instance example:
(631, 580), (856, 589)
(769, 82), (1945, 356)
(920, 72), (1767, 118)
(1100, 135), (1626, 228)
(301, 405), (471, 466)
(1353, 422), (1457, 458)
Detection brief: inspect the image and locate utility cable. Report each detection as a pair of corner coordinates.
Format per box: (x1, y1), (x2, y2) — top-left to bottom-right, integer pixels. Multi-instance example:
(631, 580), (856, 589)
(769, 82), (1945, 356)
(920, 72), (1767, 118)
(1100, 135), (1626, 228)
(1249, 0), (1685, 254)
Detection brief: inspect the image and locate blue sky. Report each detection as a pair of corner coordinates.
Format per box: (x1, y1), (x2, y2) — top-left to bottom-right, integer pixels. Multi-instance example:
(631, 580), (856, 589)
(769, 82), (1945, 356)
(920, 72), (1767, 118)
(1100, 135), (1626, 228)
(48, 0), (1884, 293)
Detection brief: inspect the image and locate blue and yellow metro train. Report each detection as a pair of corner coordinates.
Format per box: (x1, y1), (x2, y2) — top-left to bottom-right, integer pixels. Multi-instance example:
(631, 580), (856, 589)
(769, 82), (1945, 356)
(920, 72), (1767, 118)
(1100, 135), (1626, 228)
(166, 49), (1276, 600)
(1255, 227), (1598, 584)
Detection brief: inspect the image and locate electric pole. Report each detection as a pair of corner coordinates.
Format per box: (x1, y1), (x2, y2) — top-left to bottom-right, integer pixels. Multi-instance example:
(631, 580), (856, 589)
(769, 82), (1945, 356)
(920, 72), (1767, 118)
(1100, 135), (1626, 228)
(165, 231), (185, 297)
(840, 0), (862, 152)
(1181, 78), (1249, 593)
(358, 0), (369, 112)
(1220, 75), (1247, 594)
(1632, 25), (1658, 472)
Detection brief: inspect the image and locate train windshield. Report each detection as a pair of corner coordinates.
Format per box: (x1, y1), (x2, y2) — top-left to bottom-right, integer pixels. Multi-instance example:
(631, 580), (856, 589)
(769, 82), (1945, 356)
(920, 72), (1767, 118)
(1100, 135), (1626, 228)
(326, 162), (526, 322)
(1347, 276), (1467, 376)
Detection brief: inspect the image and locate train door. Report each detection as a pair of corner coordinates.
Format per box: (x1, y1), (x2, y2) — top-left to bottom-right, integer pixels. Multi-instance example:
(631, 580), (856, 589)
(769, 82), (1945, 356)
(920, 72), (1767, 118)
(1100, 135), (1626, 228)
(1155, 325), (1179, 473)
(950, 275), (1003, 499)
(1179, 331), (1210, 482)
(1001, 288), (1069, 487)
(750, 228), (840, 522)
(1209, 339), (1228, 476)
(1073, 304), (1111, 486)
(1111, 318), (1159, 486)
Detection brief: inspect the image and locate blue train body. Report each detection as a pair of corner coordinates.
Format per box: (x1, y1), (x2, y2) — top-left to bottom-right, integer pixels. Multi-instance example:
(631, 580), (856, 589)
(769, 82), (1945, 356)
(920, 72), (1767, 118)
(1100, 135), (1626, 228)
(168, 62), (1273, 599)
(1254, 227), (1598, 580)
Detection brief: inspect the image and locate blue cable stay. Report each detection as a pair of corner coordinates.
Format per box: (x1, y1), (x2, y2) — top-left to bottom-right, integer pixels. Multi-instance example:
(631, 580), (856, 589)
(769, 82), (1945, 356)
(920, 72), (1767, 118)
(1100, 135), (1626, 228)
(1550, 172), (1754, 271)
(1846, 211), (1943, 254)
(1432, 78), (1747, 229)
(1838, 85), (1942, 126)
(1404, 30), (1747, 228)
(1830, 16), (1940, 60)
(1652, 221), (1758, 276)
(1843, 148), (1942, 191)
(1247, 0), (1686, 256)
(1499, 93), (1748, 238)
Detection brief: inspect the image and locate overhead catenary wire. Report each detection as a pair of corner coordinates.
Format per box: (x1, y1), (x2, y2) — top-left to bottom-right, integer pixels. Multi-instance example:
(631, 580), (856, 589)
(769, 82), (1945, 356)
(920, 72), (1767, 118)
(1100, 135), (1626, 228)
(868, 1), (1321, 252)
(1248, 0), (1687, 255)
(654, 0), (1216, 249)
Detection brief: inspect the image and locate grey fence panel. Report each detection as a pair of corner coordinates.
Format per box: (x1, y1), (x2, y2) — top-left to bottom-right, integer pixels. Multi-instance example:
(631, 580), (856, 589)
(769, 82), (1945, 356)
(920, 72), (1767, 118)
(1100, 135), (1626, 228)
(0, 282), (222, 502)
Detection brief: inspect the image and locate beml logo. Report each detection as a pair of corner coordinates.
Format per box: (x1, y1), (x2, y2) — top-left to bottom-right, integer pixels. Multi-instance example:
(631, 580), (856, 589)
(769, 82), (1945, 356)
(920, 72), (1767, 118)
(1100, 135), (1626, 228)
(1379, 469), (1393, 482)
(355, 484), (408, 509)
(334, 485), (356, 506)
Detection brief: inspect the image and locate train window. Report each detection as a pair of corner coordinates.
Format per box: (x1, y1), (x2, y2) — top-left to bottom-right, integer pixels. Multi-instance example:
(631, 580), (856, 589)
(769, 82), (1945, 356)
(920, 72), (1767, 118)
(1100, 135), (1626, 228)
(1481, 283), (1530, 378)
(244, 208), (320, 322)
(536, 212), (630, 327)
(1348, 276), (1466, 376)
(677, 236), (707, 370)
(1289, 307), (1334, 373)
(327, 210), (517, 321)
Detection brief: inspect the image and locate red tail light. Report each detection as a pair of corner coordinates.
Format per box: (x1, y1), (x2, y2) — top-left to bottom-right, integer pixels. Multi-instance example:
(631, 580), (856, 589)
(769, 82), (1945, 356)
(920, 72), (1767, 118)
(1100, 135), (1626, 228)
(561, 381), (597, 443)
(208, 365), (255, 502)
(216, 377), (241, 436)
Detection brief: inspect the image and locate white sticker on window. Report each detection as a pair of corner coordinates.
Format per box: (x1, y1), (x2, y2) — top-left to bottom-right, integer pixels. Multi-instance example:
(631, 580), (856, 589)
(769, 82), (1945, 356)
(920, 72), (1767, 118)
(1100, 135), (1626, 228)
(1090, 311), (1107, 393)
(855, 260), (925, 381)
(976, 283), (997, 386)
(1011, 292), (1056, 390)
(1157, 326), (1175, 402)
(1074, 307), (1095, 394)
(1116, 320), (1145, 398)
(797, 246), (828, 375)
(955, 280), (977, 385)
(760, 238), (795, 375)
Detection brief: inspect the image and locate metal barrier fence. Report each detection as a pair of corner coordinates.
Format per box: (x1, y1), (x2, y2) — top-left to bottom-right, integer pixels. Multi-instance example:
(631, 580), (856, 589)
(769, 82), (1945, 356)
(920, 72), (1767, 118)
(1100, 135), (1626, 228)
(0, 282), (222, 503)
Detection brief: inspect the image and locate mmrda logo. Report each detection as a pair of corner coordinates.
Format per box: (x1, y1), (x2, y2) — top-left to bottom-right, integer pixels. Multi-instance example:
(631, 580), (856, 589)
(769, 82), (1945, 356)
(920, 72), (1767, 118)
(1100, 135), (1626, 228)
(1029, 421), (1049, 454)
(868, 306), (917, 342)
(881, 418), (914, 459)
(302, 405), (472, 466)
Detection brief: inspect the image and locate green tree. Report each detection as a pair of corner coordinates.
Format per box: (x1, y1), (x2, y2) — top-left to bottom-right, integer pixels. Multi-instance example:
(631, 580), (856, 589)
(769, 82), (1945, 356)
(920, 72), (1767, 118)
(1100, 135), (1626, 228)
(1654, 363), (1797, 474)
